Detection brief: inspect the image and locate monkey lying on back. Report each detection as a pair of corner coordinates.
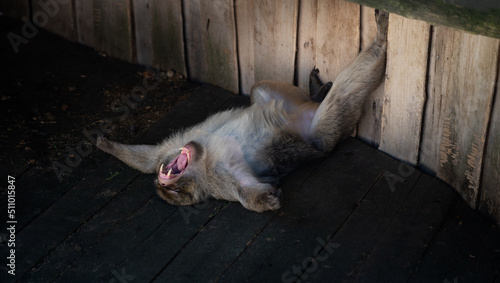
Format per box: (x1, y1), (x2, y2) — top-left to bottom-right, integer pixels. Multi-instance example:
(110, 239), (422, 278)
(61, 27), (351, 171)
(97, 10), (388, 212)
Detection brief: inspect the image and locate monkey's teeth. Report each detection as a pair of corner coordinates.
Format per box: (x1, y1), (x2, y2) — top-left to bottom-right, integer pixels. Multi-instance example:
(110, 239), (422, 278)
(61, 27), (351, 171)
(167, 168), (173, 178)
(180, 147), (191, 163)
(160, 163), (164, 173)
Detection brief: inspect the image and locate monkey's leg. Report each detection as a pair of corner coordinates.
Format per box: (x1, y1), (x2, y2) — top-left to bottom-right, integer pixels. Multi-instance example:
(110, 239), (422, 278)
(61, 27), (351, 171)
(309, 10), (388, 152)
(309, 67), (333, 102)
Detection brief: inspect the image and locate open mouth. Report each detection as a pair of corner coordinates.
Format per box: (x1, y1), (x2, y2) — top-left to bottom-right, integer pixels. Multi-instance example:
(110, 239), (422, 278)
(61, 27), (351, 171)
(158, 146), (191, 186)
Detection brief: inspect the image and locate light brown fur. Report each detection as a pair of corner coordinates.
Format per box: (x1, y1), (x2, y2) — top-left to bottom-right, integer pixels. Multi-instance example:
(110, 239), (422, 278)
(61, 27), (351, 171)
(97, 10), (389, 212)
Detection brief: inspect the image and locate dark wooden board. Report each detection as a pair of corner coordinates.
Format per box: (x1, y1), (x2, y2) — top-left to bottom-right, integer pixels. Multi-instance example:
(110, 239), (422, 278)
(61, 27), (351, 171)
(304, 159), (422, 281)
(93, 0), (133, 62)
(409, 201), (500, 282)
(3, 158), (142, 280)
(0, 0), (29, 19)
(347, 174), (459, 281)
(21, 174), (156, 281)
(31, 0), (76, 42)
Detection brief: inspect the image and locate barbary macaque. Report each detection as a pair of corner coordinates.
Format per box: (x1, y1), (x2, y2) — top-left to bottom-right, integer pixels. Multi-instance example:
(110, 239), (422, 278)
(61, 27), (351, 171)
(97, 10), (388, 212)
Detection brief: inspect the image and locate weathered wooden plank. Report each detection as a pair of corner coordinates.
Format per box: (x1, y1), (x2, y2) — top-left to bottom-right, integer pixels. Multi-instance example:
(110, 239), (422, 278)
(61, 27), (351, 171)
(32, 0), (76, 42)
(296, 0), (359, 93)
(0, 0), (29, 19)
(346, 0), (500, 39)
(133, 0), (186, 75)
(74, 0), (94, 47)
(479, 69), (500, 226)
(357, 6), (385, 148)
(378, 14), (430, 165)
(133, 0), (153, 66)
(153, 203), (271, 282)
(184, 0), (238, 93)
(6, 160), (141, 281)
(21, 175), (157, 281)
(93, 0), (133, 62)
(55, 194), (179, 282)
(295, 0), (318, 93)
(409, 201), (500, 282)
(236, 0), (299, 94)
(419, 26), (499, 206)
(150, 0), (186, 76)
(307, 160), (421, 281)
(351, 174), (458, 282)
(234, 0), (255, 94)
(219, 138), (393, 282)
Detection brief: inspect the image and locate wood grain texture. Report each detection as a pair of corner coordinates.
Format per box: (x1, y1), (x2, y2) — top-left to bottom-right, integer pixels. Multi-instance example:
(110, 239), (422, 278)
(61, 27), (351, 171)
(151, 0), (186, 76)
(0, 0), (29, 18)
(32, 0), (76, 41)
(93, 0), (133, 62)
(236, 0), (299, 94)
(74, 0), (94, 47)
(133, 0), (186, 75)
(357, 6), (385, 148)
(295, 0), (318, 93)
(296, 0), (359, 93)
(184, 0), (238, 93)
(133, 0), (153, 66)
(479, 67), (500, 226)
(378, 14), (430, 165)
(419, 26), (499, 206)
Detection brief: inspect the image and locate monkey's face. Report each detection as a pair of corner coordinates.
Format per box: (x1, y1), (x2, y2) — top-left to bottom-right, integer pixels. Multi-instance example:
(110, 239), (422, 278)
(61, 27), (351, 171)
(155, 142), (206, 206)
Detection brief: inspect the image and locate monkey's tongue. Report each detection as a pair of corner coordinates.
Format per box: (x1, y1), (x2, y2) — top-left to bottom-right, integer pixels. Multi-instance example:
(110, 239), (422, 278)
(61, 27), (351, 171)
(159, 152), (189, 180)
(176, 153), (188, 171)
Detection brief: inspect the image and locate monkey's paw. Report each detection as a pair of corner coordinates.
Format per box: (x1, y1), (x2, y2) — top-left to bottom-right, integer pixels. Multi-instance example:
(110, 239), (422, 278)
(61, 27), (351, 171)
(375, 9), (389, 43)
(95, 135), (113, 153)
(257, 188), (282, 212)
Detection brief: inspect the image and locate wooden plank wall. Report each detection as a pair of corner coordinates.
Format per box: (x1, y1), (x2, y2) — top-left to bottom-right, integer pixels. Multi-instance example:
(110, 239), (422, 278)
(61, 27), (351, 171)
(3, 0), (500, 225)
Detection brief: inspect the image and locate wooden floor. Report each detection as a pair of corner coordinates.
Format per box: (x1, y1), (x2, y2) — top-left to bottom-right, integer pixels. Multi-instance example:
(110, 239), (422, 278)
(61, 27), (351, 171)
(1, 17), (500, 283)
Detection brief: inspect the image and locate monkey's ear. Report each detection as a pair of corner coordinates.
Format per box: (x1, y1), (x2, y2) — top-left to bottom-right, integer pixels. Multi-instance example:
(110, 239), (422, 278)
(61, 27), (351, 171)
(97, 137), (161, 174)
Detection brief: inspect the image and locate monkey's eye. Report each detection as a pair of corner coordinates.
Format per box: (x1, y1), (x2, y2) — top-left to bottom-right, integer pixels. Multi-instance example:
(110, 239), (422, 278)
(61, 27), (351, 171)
(158, 147), (191, 186)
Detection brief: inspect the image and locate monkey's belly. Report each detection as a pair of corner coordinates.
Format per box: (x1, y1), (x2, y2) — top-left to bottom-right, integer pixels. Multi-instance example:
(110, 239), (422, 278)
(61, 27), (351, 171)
(247, 132), (323, 182)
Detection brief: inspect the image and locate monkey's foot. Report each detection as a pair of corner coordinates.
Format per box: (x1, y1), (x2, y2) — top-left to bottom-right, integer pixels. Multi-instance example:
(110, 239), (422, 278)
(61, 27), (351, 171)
(251, 188), (282, 212)
(375, 9), (389, 44)
(309, 67), (333, 102)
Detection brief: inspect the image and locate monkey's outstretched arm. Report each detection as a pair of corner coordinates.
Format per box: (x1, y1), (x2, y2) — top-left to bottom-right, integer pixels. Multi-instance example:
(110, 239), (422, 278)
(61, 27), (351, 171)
(96, 136), (161, 173)
(309, 10), (388, 152)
